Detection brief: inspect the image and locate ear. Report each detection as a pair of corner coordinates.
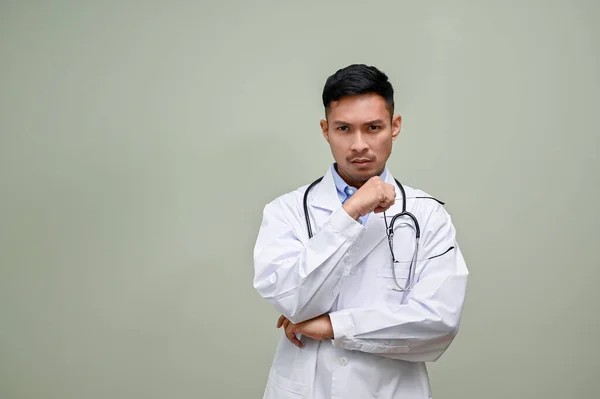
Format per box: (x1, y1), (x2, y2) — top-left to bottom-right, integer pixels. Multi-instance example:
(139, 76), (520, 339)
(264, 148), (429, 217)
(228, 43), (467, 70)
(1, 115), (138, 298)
(320, 119), (329, 143)
(391, 114), (402, 141)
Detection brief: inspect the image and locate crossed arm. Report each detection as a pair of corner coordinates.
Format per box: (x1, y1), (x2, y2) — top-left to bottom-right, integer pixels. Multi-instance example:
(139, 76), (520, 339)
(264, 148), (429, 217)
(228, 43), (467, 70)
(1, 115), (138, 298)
(253, 196), (468, 362)
(276, 314), (334, 348)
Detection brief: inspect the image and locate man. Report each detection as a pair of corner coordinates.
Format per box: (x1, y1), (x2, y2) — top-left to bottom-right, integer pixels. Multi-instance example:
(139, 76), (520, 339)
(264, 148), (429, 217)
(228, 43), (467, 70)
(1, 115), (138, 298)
(253, 64), (468, 399)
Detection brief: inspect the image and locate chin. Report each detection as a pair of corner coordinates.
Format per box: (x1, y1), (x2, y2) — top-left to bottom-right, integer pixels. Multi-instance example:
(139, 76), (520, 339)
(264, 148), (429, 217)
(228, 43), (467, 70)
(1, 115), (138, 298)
(357, 166), (385, 179)
(339, 162), (380, 183)
(351, 169), (376, 182)
(351, 163), (376, 173)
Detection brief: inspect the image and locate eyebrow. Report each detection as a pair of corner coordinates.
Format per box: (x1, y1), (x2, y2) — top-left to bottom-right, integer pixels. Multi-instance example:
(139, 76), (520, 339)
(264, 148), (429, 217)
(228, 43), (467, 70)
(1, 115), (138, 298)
(331, 119), (386, 126)
(332, 120), (352, 126)
(364, 119), (385, 125)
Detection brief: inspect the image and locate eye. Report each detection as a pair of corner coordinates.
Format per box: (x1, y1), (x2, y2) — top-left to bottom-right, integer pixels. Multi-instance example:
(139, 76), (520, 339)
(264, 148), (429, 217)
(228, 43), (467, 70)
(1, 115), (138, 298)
(337, 126), (349, 132)
(368, 125), (381, 131)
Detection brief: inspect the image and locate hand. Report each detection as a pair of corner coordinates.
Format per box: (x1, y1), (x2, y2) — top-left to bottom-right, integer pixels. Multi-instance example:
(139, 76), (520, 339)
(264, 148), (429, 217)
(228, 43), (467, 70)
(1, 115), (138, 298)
(276, 314), (334, 348)
(342, 176), (396, 220)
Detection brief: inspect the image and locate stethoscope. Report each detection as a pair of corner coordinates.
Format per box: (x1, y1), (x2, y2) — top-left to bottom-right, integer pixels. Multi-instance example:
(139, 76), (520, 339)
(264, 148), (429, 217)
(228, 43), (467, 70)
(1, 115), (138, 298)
(302, 176), (421, 292)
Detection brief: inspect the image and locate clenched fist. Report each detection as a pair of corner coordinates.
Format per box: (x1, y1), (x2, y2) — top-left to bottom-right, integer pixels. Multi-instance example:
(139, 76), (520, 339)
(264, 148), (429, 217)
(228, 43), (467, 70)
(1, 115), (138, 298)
(342, 176), (396, 220)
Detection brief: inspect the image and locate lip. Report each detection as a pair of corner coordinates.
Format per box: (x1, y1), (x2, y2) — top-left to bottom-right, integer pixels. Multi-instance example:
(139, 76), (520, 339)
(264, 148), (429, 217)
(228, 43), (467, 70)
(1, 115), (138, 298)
(351, 159), (373, 165)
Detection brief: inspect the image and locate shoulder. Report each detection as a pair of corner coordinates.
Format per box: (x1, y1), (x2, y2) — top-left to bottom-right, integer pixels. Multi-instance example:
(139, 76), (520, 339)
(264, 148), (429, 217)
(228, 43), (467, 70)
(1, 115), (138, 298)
(261, 182), (310, 216)
(399, 182), (454, 227)
(399, 182), (445, 210)
(256, 182), (314, 240)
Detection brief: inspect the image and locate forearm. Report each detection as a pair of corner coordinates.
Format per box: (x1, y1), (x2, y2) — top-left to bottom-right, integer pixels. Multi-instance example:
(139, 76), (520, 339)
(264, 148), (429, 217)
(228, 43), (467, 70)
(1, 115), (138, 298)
(329, 254), (468, 362)
(254, 206), (365, 323)
(329, 303), (460, 362)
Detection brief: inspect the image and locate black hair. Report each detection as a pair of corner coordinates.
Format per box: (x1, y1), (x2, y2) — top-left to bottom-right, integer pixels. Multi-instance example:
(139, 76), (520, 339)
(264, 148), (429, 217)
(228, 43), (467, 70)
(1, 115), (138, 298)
(322, 64), (394, 116)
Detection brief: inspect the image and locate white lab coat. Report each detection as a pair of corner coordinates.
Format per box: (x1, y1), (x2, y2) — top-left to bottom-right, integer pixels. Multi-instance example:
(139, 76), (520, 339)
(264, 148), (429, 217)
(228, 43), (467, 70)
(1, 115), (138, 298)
(253, 166), (469, 399)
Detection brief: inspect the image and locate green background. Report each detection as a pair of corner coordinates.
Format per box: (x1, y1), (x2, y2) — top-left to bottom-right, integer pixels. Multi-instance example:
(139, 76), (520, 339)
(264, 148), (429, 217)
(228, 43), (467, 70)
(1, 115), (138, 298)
(1, 1), (599, 397)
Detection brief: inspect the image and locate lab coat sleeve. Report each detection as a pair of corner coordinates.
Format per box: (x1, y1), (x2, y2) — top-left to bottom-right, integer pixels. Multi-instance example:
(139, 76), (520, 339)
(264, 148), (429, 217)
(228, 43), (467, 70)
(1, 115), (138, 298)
(328, 205), (469, 362)
(253, 197), (366, 324)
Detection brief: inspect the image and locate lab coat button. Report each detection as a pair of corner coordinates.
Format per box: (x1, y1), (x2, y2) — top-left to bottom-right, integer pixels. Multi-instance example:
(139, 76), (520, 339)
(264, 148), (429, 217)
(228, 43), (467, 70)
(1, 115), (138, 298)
(339, 357), (348, 366)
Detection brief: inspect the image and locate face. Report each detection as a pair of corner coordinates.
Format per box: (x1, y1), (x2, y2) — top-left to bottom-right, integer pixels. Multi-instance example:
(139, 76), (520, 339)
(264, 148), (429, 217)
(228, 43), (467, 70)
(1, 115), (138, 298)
(320, 93), (402, 188)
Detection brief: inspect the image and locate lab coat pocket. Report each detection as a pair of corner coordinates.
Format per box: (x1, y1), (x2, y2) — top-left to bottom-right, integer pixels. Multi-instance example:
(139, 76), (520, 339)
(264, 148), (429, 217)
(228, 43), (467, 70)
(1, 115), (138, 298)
(376, 262), (412, 302)
(264, 368), (308, 398)
(377, 265), (410, 280)
(384, 221), (418, 264)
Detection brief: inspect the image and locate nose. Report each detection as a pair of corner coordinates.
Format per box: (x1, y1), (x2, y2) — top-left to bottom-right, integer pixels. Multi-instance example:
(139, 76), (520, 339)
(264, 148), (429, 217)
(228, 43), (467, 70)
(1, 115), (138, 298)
(350, 133), (369, 153)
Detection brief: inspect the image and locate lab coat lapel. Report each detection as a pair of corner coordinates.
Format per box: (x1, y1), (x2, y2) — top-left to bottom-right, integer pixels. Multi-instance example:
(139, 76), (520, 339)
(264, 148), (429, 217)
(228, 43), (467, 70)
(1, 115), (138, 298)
(308, 167), (339, 213)
(306, 167), (342, 237)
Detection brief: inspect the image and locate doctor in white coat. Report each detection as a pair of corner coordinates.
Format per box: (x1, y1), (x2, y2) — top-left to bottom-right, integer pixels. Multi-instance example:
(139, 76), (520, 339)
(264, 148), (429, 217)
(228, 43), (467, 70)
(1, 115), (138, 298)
(253, 64), (469, 399)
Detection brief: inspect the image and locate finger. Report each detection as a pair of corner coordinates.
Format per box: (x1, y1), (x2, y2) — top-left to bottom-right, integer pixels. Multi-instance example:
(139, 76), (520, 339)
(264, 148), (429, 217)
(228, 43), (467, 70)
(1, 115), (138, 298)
(376, 197), (394, 212)
(373, 201), (394, 214)
(385, 186), (396, 201)
(378, 190), (395, 205)
(282, 320), (296, 344)
(276, 315), (286, 328)
(381, 195), (395, 208)
(285, 326), (303, 348)
(373, 205), (391, 214)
